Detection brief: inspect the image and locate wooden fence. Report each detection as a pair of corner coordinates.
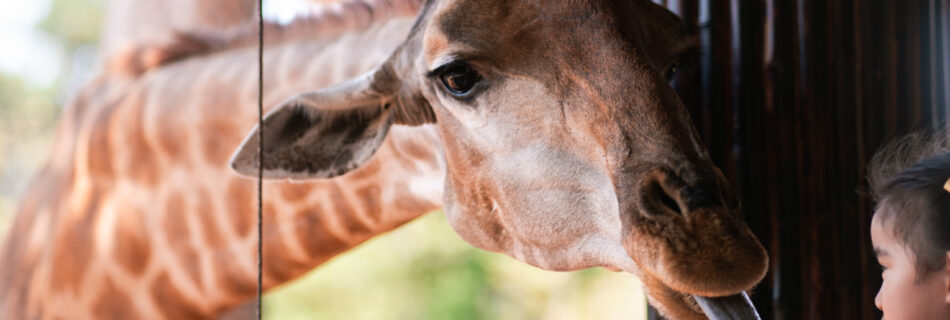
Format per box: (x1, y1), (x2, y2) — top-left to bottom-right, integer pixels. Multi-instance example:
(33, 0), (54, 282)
(649, 0), (950, 319)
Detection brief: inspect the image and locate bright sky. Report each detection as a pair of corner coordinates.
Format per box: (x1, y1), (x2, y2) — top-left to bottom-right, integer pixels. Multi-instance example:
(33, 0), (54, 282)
(0, 0), (62, 86)
(0, 0), (313, 87)
(265, 0), (315, 24)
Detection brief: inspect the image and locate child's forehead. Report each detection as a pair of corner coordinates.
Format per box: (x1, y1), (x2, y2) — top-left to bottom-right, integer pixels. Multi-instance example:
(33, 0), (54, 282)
(871, 209), (903, 247)
(871, 204), (898, 228)
(871, 214), (892, 241)
(871, 196), (915, 228)
(871, 209), (918, 262)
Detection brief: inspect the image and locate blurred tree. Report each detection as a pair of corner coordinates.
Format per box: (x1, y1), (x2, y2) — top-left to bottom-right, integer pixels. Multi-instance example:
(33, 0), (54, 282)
(0, 73), (58, 119)
(38, 0), (104, 52)
(0, 72), (59, 239)
(0, 0), (100, 246)
(0, 72), (58, 189)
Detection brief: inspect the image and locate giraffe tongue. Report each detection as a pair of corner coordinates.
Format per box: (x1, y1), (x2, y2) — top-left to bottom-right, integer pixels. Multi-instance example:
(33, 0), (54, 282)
(691, 292), (761, 320)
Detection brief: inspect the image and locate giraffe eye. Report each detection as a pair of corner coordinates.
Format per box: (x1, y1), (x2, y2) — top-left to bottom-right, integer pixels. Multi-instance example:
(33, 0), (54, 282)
(438, 62), (481, 97)
(665, 49), (699, 82)
(664, 61), (681, 82)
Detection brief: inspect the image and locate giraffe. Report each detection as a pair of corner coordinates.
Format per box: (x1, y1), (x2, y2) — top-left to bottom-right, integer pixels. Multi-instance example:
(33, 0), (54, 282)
(232, 0), (769, 319)
(99, 0), (256, 60)
(0, 1), (443, 319)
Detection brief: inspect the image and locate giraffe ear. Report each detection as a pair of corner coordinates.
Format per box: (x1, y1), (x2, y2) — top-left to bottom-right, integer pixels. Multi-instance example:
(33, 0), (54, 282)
(230, 73), (396, 180)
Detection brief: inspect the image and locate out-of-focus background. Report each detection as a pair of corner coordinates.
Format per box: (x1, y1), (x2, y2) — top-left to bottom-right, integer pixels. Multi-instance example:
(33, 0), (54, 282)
(0, 0), (647, 319)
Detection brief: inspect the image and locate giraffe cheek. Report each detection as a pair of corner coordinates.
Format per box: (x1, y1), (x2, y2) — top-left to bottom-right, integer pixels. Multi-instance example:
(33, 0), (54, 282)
(443, 200), (511, 254)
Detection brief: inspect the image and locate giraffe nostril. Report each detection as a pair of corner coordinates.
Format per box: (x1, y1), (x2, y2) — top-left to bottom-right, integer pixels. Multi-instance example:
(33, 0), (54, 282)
(640, 171), (687, 218)
(638, 167), (729, 219)
(658, 186), (683, 216)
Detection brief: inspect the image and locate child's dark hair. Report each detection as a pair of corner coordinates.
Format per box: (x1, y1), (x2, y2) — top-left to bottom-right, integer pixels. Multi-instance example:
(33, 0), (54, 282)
(868, 129), (950, 279)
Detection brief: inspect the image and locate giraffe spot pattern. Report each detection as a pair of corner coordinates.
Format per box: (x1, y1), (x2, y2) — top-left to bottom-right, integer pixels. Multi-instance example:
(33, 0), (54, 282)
(200, 118), (240, 167)
(50, 190), (99, 294)
(226, 179), (255, 238)
(122, 94), (162, 187)
(92, 277), (136, 319)
(113, 206), (151, 276)
(87, 109), (116, 179)
(151, 272), (206, 319)
(0, 163), (75, 316)
(156, 113), (189, 164)
(212, 250), (257, 298)
(0, 238), (40, 317)
(354, 184), (383, 224)
(293, 208), (350, 260)
(164, 193), (190, 240)
(195, 187), (224, 248)
(262, 202), (309, 283)
(328, 182), (374, 238)
(163, 192), (202, 285)
(279, 183), (313, 203)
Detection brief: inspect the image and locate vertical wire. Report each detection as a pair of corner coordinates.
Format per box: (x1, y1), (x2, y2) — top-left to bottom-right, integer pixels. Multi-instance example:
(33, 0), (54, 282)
(256, 0), (264, 318)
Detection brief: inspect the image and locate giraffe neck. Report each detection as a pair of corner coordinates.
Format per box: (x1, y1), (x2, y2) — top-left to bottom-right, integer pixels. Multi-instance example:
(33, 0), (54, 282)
(100, 0), (256, 59)
(0, 6), (441, 320)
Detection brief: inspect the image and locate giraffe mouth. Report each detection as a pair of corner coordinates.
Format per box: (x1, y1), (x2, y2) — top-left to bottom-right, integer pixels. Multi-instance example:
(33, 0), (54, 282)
(692, 292), (761, 320)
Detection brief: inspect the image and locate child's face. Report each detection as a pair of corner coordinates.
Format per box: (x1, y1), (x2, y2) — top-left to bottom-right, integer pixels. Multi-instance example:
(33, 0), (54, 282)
(871, 215), (950, 320)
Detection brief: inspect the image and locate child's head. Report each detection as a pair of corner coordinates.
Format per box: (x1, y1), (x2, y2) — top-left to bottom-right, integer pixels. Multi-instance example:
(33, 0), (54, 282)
(868, 130), (950, 319)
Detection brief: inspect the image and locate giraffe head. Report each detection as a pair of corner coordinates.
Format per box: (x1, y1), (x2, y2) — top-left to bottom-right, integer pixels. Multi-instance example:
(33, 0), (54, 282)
(232, 0), (767, 318)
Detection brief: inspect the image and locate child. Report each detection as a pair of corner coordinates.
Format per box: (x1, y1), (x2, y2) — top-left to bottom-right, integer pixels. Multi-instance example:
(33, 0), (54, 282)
(868, 130), (950, 319)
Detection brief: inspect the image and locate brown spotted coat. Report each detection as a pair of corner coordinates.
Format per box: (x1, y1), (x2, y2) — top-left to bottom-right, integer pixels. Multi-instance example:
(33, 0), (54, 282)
(0, 1), (441, 319)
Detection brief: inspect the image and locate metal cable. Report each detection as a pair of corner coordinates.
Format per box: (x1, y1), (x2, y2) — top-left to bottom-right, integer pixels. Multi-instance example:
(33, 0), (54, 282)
(256, 0), (264, 318)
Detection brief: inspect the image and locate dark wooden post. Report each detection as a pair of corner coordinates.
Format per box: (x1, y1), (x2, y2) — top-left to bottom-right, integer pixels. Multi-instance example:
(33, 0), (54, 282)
(650, 0), (950, 318)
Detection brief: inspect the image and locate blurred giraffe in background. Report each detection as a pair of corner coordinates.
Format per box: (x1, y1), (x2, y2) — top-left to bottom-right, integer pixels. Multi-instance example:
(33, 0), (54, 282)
(0, 0), (443, 318)
(99, 0), (255, 68)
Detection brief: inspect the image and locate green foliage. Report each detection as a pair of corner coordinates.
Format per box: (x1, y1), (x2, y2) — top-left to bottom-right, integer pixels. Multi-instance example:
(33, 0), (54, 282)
(0, 72), (59, 240)
(38, 0), (104, 50)
(0, 71), (59, 175)
(0, 0), (99, 226)
(0, 73), (59, 132)
(406, 249), (491, 319)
